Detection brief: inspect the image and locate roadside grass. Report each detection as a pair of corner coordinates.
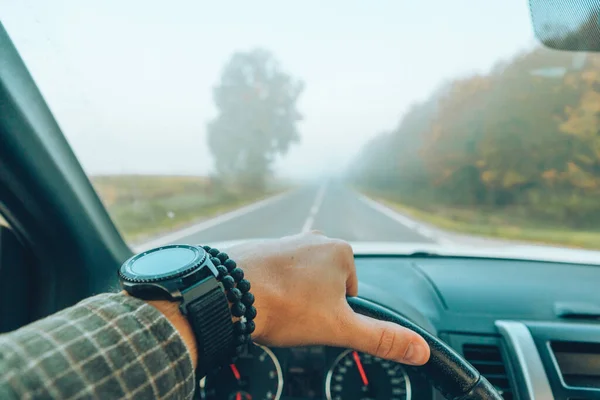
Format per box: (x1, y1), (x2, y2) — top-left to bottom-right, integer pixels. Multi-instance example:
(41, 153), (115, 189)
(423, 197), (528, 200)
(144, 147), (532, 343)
(362, 190), (600, 250)
(91, 175), (284, 243)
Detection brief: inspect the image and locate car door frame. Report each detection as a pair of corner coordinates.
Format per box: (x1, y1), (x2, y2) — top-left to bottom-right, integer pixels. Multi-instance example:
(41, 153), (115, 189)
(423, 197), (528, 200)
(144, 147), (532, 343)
(0, 23), (131, 322)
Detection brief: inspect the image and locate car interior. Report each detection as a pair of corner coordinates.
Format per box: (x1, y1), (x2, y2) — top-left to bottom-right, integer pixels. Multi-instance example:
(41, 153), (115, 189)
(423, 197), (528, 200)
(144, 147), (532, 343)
(2, 6), (600, 400)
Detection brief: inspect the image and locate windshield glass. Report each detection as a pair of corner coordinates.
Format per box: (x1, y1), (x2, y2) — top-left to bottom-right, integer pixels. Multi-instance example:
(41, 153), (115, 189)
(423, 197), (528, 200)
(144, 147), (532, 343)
(4, 1), (600, 252)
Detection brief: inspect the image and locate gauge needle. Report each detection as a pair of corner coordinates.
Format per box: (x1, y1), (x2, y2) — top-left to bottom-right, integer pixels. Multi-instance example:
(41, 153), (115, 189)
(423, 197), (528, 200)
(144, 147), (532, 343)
(352, 351), (369, 386)
(230, 364), (242, 400)
(230, 364), (241, 381)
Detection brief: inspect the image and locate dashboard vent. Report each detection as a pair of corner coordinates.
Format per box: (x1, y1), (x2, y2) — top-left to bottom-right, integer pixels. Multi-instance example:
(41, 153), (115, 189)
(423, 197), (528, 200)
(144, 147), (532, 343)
(463, 344), (513, 400)
(551, 341), (600, 389)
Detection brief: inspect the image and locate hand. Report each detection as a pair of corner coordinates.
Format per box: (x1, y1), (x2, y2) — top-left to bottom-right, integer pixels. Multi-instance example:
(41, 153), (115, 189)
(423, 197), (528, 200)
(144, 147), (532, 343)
(225, 232), (430, 366)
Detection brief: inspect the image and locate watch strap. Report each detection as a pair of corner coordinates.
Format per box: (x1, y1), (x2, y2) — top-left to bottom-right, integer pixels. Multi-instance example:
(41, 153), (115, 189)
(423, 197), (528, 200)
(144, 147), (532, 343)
(185, 286), (234, 378)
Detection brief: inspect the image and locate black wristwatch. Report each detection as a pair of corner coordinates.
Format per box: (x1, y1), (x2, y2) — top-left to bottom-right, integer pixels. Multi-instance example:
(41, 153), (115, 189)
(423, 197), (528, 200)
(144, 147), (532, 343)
(118, 244), (235, 377)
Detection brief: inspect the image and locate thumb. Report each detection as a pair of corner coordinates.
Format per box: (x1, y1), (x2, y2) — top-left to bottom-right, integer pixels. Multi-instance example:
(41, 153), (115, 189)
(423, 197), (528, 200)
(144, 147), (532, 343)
(339, 312), (430, 366)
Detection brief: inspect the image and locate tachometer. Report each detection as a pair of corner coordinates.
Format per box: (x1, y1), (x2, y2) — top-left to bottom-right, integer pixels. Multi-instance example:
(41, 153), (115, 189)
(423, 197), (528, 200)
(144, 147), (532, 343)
(201, 344), (283, 400)
(325, 349), (411, 400)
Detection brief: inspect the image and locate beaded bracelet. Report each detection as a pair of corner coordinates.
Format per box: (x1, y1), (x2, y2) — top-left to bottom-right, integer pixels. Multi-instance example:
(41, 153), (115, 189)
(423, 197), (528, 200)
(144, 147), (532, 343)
(202, 245), (257, 356)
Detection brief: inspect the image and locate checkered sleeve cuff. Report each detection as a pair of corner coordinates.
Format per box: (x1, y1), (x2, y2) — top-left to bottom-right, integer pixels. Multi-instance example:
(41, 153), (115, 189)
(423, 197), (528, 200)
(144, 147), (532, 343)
(0, 293), (195, 400)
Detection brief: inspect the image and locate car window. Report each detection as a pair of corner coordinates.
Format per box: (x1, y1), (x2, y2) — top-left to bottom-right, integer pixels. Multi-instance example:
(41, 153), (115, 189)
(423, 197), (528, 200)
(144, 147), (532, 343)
(3, 0), (600, 253)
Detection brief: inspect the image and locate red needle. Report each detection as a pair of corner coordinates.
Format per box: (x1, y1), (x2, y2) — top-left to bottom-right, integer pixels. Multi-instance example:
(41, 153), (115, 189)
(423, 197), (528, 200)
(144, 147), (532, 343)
(236, 394), (241, 400)
(352, 351), (369, 386)
(230, 364), (241, 381)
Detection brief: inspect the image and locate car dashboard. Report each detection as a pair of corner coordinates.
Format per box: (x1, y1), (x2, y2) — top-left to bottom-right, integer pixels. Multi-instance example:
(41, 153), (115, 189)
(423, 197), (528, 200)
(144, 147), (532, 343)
(200, 255), (600, 400)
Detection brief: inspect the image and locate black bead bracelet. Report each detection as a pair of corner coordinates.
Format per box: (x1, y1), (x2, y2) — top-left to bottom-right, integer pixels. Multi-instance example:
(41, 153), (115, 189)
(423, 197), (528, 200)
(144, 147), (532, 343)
(202, 245), (256, 355)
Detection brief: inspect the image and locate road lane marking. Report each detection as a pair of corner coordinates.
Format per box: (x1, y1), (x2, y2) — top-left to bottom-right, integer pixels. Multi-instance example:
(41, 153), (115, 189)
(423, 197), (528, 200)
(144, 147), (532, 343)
(356, 193), (456, 245)
(134, 190), (296, 251)
(301, 183), (327, 233)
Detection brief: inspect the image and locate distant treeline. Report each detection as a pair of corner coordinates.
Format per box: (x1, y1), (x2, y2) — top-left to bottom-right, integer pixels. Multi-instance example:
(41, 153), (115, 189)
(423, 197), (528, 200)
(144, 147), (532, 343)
(350, 45), (600, 229)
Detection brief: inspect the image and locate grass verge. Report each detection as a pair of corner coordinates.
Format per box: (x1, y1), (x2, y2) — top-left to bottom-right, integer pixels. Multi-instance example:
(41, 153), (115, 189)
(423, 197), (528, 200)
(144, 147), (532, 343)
(363, 191), (600, 250)
(91, 175), (285, 243)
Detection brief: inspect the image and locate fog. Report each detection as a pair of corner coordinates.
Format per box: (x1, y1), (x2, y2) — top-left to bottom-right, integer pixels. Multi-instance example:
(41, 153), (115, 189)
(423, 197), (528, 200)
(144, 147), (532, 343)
(2, 0), (534, 180)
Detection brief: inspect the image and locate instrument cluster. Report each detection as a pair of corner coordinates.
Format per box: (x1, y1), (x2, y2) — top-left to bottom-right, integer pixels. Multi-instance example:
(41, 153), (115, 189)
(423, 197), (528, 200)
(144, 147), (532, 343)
(200, 344), (431, 400)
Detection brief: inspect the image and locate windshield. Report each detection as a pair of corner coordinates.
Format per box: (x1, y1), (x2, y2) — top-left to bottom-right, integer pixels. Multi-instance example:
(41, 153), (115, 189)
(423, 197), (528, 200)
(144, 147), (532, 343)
(4, 1), (600, 252)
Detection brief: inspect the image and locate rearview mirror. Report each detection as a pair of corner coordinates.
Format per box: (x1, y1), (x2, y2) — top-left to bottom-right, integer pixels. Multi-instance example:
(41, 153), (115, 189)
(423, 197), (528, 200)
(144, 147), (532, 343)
(530, 0), (600, 52)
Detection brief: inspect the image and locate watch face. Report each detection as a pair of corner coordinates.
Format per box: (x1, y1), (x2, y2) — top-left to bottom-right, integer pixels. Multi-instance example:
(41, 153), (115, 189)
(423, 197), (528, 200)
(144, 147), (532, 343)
(119, 244), (209, 283)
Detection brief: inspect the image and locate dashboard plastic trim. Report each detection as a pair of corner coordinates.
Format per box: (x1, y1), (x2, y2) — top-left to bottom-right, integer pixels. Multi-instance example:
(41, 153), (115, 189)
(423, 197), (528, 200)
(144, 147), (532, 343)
(532, 321), (600, 396)
(495, 320), (554, 400)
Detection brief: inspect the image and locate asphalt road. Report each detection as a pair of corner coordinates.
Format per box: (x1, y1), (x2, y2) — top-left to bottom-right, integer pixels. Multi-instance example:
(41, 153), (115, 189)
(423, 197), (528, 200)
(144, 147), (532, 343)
(140, 182), (437, 249)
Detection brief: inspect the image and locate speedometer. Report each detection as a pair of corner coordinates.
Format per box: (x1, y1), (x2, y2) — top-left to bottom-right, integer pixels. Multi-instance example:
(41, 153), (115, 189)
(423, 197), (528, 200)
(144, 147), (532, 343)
(325, 350), (411, 400)
(201, 344), (283, 400)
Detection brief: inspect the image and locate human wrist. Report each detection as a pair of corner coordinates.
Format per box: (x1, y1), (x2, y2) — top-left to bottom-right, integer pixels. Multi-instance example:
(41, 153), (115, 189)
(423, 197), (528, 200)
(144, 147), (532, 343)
(222, 247), (272, 343)
(121, 291), (199, 368)
(145, 298), (199, 368)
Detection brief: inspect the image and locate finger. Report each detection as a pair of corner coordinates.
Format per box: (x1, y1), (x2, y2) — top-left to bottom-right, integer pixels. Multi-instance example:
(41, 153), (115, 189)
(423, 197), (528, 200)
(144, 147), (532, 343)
(333, 241), (358, 296)
(345, 264), (358, 297)
(338, 312), (430, 365)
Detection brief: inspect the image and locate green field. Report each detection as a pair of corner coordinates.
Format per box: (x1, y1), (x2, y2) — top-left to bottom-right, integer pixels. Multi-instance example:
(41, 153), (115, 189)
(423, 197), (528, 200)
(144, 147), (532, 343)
(91, 175), (283, 243)
(364, 191), (600, 250)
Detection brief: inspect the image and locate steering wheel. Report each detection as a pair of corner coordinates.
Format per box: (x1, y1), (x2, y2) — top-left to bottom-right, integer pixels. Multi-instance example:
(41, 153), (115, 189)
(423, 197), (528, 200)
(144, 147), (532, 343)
(348, 297), (503, 400)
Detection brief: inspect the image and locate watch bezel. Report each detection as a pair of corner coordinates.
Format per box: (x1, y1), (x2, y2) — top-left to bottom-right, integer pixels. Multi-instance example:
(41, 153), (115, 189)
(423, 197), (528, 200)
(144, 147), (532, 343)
(118, 244), (207, 283)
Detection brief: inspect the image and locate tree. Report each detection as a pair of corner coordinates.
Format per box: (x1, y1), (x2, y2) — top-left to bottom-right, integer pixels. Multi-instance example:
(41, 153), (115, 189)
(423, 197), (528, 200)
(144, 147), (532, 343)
(207, 49), (304, 192)
(420, 48), (581, 207)
(349, 40), (600, 228)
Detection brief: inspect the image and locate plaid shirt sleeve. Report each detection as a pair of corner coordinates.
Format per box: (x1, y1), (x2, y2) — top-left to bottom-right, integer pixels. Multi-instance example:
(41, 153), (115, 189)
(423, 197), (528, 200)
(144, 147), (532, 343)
(0, 293), (195, 400)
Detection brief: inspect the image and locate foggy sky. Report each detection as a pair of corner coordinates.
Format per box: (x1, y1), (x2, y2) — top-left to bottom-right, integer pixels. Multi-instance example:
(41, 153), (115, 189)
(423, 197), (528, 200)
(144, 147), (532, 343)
(2, 0), (535, 179)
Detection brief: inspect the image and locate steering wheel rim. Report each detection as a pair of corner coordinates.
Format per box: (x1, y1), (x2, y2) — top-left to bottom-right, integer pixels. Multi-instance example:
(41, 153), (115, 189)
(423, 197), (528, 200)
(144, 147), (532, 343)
(348, 297), (503, 400)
